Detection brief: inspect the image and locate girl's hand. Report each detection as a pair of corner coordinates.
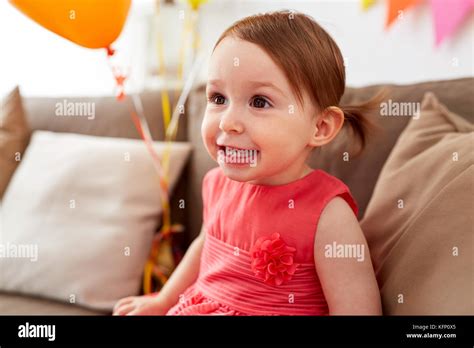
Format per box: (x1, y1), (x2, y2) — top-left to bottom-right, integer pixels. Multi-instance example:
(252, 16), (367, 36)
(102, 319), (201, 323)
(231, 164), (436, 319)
(113, 294), (172, 316)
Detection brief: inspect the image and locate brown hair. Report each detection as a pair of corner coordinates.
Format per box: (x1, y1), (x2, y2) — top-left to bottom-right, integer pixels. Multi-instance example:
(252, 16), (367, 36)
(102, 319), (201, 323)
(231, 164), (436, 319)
(213, 10), (383, 156)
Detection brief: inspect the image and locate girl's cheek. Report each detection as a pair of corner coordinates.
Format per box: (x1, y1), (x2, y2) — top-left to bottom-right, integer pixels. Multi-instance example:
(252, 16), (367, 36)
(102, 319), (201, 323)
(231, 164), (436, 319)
(202, 114), (218, 138)
(201, 118), (213, 147)
(200, 117), (218, 158)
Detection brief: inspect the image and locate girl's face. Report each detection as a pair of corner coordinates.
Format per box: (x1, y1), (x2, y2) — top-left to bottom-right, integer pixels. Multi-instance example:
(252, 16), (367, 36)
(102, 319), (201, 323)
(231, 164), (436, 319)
(202, 36), (318, 185)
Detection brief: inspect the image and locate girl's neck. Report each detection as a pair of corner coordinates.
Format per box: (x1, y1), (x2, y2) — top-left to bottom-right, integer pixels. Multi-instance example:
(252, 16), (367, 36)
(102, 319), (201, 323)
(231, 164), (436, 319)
(247, 164), (314, 187)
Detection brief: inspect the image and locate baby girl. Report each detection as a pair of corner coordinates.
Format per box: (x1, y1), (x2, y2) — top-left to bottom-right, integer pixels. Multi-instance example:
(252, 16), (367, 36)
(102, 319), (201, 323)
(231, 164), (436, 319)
(114, 10), (382, 316)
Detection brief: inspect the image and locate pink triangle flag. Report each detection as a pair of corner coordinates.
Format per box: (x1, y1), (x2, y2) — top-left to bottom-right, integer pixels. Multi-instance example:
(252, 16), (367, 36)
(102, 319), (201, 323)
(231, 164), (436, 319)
(431, 0), (474, 45)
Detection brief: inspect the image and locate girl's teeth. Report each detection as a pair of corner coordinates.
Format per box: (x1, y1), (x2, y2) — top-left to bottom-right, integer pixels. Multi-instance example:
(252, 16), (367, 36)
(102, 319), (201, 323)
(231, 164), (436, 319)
(217, 145), (259, 166)
(226, 147), (253, 155)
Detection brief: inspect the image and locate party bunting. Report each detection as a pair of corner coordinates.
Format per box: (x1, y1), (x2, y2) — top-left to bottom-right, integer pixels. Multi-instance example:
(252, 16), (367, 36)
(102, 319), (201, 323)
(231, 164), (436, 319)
(386, 0), (422, 27)
(431, 0), (474, 45)
(361, 0), (377, 11)
(187, 0), (208, 11)
(379, 0), (473, 46)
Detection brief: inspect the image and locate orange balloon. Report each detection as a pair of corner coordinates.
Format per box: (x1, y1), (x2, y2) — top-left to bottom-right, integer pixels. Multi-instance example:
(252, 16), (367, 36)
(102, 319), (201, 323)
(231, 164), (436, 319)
(9, 0), (131, 49)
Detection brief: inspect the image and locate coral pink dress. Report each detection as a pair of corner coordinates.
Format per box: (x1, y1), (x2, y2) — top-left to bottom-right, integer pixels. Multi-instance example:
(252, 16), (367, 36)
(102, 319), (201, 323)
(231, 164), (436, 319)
(166, 167), (358, 315)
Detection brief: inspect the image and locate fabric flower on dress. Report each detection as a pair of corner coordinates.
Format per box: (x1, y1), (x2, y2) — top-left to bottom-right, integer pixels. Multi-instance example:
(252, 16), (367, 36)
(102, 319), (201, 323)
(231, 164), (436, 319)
(250, 232), (299, 286)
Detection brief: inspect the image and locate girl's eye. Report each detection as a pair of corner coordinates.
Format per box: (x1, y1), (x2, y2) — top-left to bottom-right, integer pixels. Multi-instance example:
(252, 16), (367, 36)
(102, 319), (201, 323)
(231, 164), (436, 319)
(208, 93), (227, 105)
(250, 96), (271, 109)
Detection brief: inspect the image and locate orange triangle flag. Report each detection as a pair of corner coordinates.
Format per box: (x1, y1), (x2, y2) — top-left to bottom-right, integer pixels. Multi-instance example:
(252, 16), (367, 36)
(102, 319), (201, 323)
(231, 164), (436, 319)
(386, 0), (422, 27)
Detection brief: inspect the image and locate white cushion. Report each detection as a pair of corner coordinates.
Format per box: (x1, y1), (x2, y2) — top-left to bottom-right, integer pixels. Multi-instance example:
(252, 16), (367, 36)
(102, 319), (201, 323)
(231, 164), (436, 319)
(0, 131), (192, 311)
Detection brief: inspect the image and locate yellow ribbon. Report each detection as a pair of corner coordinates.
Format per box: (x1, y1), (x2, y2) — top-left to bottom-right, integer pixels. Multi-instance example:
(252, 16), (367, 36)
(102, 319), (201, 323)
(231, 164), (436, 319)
(142, 0), (205, 294)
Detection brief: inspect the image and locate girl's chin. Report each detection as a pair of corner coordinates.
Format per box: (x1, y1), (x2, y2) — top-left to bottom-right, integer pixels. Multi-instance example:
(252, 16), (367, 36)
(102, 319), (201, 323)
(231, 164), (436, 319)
(219, 162), (260, 181)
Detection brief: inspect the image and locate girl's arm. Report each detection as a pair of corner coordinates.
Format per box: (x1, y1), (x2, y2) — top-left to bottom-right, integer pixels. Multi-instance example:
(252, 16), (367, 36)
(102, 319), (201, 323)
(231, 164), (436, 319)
(314, 197), (382, 315)
(113, 225), (206, 315)
(155, 224), (206, 308)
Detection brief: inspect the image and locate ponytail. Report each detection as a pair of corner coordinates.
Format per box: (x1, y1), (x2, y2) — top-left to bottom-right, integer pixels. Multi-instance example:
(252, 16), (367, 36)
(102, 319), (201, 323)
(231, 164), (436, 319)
(340, 88), (388, 157)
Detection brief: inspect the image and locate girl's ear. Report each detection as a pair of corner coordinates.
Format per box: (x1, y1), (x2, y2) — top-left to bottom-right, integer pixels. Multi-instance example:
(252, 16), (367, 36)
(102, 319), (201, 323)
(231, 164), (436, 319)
(308, 106), (344, 148)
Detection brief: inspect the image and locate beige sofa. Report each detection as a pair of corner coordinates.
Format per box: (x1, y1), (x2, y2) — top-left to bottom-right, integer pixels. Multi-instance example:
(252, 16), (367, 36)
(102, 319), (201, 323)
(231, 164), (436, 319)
(1, 77), (472, 315)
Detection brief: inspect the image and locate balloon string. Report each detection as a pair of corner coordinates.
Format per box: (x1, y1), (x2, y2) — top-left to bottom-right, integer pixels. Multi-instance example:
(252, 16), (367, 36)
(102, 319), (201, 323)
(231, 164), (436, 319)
(139, 50), (204, 293)
(127, 93), (182, 294)
(105, 47), (175, 293)
(127, 95), (178, 295)
(105, 47), (128, 101)
(126, 96), (169, 211)
(104, 45), (204, 294)
(106, 46), (115, 57)
(155, 1), (172, 133)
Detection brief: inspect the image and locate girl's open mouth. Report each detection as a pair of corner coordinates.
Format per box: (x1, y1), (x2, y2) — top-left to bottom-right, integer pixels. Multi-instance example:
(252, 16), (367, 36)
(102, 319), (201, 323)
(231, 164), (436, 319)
(217, 145), (259, 167)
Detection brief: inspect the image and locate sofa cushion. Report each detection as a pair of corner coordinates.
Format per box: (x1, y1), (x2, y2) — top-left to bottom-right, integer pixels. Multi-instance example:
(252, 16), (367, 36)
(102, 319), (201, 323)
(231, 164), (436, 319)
(0, 131), (192, 311)
(22, 91), (190, 246)
(360, 92), (474, 314)
(0, 86), (30, 199)
(0, 292), (104, 315)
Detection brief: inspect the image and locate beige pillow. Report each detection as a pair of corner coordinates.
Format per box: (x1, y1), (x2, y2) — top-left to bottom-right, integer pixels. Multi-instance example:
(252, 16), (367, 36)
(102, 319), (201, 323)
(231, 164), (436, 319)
(361, 92), (474, 315)
(0, 87), (30, 199)
(0, 131), (192, 311)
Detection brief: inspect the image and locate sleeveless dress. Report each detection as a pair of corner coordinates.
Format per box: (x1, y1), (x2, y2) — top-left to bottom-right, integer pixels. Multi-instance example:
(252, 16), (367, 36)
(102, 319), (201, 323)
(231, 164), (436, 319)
(166, 167), (358, 315)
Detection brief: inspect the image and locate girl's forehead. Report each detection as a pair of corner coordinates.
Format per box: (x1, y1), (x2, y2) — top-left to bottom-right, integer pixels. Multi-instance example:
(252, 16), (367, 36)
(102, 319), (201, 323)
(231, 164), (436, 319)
(209, 38), (289, 88)
(211, 37), (270, 67)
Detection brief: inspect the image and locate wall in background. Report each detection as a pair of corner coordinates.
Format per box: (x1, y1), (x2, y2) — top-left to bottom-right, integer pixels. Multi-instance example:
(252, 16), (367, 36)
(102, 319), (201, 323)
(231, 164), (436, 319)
(0, 0), (472, 97)
(196, 0), (473, 87)
(0, 0), (151, 97)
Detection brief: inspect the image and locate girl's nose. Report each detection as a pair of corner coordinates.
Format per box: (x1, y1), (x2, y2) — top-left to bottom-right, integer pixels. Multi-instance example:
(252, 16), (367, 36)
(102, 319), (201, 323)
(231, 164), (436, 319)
(218, 109), (244, 134)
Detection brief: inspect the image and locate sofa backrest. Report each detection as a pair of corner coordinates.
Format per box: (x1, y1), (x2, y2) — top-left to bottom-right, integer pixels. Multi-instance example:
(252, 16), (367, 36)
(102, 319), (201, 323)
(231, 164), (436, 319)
(23, 90), (187, 141)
